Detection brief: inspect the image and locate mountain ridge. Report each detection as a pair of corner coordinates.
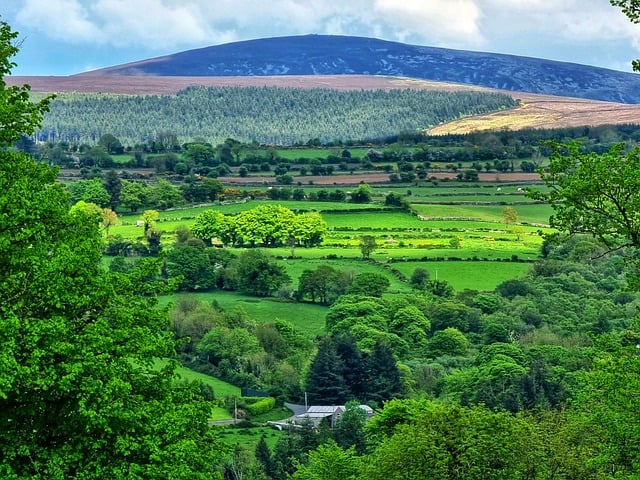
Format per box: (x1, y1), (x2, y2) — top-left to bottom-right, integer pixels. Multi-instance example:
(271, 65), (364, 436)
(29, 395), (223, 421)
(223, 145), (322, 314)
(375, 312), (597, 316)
(78, 34), (640, 104)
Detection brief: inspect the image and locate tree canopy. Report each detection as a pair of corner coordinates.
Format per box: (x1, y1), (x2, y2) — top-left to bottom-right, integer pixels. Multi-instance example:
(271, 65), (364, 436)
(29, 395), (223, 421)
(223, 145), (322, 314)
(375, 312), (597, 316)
(0, 19), (225, 478)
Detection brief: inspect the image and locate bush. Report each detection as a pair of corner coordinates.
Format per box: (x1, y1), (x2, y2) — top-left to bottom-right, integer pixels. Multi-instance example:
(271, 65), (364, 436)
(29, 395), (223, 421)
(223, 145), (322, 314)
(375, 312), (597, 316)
(245, 397), (276, 416)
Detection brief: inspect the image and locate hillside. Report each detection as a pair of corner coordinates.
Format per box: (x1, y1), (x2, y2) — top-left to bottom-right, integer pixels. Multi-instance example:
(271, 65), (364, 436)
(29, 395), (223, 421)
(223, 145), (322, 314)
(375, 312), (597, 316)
(76, 34), (640, 104)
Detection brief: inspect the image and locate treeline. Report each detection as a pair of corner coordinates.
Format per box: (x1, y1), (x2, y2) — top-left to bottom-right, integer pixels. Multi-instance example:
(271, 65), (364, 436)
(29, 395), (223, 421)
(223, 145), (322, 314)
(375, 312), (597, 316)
(33, 86), (516, 145)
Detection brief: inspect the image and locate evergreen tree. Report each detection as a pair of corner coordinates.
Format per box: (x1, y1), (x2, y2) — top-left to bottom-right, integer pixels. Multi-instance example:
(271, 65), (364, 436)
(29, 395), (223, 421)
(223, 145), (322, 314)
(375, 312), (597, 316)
(306, 337), (349, 405)
(335, 335), (367, 401)
(254, 435), (273, 478)
(364, 342), (404, 405)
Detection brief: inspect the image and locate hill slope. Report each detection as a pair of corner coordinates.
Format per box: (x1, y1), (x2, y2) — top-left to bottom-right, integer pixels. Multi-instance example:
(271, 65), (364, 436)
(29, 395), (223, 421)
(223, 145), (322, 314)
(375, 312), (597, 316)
(81, 34), (640, 104)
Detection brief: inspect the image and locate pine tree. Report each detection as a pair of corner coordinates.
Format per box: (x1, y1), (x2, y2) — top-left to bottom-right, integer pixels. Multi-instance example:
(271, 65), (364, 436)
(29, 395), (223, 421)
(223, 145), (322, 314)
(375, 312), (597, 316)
(364, 342), (405, 405)
(306, 337), (349, 405)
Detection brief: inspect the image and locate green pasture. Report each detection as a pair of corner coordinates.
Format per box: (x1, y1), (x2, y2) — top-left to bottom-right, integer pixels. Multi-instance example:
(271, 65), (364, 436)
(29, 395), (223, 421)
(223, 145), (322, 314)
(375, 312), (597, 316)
(323, 210), (424, 230)
(410, 202), (554, 225)
(153, 358), (241, 398)
(278, 257), (412, 293)
(274, 147), (369, 160)
(168, 291), (328, 337)
(390, 260), (533, 292)
(216, 425), (285, 449)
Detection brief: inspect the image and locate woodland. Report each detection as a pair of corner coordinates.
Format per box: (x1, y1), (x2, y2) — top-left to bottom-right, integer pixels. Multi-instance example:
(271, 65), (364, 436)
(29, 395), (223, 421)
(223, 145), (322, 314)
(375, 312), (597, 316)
(3, 2), (640, 478)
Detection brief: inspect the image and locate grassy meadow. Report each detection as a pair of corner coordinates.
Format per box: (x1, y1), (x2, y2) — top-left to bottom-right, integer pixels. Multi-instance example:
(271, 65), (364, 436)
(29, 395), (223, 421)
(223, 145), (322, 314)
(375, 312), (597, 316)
(109, 181), (553, 329)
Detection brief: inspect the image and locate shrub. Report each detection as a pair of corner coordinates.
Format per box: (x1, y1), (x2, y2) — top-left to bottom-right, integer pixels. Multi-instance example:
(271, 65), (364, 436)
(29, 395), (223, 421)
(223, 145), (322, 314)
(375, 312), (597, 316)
(246, 397), (276, 416)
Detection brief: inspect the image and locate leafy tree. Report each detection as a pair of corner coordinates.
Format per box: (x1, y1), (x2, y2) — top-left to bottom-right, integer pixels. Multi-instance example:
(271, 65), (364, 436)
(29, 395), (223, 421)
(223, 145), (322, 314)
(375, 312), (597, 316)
(334, 402), (369, 454)
(234, 204), (296, 247)
(347, 272), (390, 297)
(428, 327), (469, 357)
(298, 265), (344, 304)
(502, 206), (518, 226)
(69, 178), (111, 207)
(140, 209), (159, 235)
(0, 20), (225, 477)
(197, 326), (261, 368)
(119, 179), (148, 212)
(529, 141), (640, 252)
(359, 235), (377, 259)
(97, 133), (123, 154)
(0, 23), (52, 146)
(148, 179), (183, 210)
(409, 267), (430, 290)
(292, 441), (360, 480)
(165, 245), (224, 291)
(229, 249), (290, 297)
(192, 209), (233, 246)
(101, 207), (118, 235)
(361, 401), (541, 480)
(570, 345), (640, 476)
(350, 183), (372, 203)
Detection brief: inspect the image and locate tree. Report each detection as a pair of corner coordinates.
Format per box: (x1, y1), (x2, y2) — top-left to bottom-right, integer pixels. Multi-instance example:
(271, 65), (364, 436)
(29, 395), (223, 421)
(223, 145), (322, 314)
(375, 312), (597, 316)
(101, 207), (118, 235)
(298, 265), (344, 304)
(0, 20), (225, 477)
(409, 267), (430, 290)
(165, 245), (218, 291)
(334, 402), (369, 454)
(229, 249), (290, 297)
(102, 169), (122, 209)
(347, 272), (390, 297)
(359, 235), (377, 259)
(119, 179), (148, 212)
(98, 133), (123, 154)
(0, 22), (52, 146)
(292, 441), (360, 480)
(529, 142), (640, 252)
(502, 206), (518, 227)
(306, 337), (349, 405)
(350, 183), (372, 203)
(428, 327), (469, 357)
(364, 342), (404, 405)
(192, 209), (233, 246)
(140, 209), (159, 236)
(69, 179), (111, 207)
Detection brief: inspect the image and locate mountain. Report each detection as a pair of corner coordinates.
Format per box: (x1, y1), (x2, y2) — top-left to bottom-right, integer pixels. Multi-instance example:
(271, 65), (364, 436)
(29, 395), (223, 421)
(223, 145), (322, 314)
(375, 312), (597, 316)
(83, 34), (640, 104)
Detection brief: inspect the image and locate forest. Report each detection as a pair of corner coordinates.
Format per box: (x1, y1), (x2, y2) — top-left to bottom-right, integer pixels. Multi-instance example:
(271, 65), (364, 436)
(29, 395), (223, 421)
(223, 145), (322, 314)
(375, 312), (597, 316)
(3, 6), (640, 479)
(34, 86), (516, 145)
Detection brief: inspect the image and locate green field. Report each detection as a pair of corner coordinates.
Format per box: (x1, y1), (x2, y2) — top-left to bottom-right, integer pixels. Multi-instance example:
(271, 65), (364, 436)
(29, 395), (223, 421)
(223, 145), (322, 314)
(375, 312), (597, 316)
(390, 260), (532, 292)
(167, 291), (328, 337)
(154, 358), (241, 398)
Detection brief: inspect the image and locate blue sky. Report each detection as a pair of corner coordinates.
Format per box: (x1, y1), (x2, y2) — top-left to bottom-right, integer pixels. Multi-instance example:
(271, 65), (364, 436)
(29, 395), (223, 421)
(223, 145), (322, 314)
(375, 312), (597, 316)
(4, 0), (640, 76)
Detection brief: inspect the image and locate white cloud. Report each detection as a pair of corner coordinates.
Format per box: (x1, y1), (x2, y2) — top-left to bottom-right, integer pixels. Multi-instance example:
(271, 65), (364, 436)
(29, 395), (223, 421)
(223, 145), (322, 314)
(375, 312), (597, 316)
(9, 0), (640, 73)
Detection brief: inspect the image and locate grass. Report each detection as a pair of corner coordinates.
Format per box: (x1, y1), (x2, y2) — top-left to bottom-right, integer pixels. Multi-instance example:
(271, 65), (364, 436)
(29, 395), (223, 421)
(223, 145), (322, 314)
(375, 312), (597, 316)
(216, 425), (285, 449)
(167, 291), (328, 337)
(390, 260), (533, 291)
(153, 358), (241, 398)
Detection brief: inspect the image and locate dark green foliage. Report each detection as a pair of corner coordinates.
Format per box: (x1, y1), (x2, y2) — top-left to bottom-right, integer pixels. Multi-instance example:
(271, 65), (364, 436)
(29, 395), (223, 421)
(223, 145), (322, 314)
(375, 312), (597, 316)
(0, 22), (227, 476)
(306, 337), (349, 405)
(334, 402), (369, 455)
(364, 342), (404, 405)
(37, 87), (516, 145)
(228, 249), (291, 297)
(347, 272), (390, 297)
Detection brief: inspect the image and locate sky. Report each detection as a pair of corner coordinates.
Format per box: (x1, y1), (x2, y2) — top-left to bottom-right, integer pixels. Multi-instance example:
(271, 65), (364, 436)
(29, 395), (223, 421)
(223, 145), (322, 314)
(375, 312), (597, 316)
(4, 0), (640, 76)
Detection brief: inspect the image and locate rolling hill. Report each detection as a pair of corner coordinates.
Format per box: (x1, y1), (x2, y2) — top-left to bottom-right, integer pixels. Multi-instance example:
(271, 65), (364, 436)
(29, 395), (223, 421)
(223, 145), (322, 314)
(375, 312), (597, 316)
(77, 34), (640, 104)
